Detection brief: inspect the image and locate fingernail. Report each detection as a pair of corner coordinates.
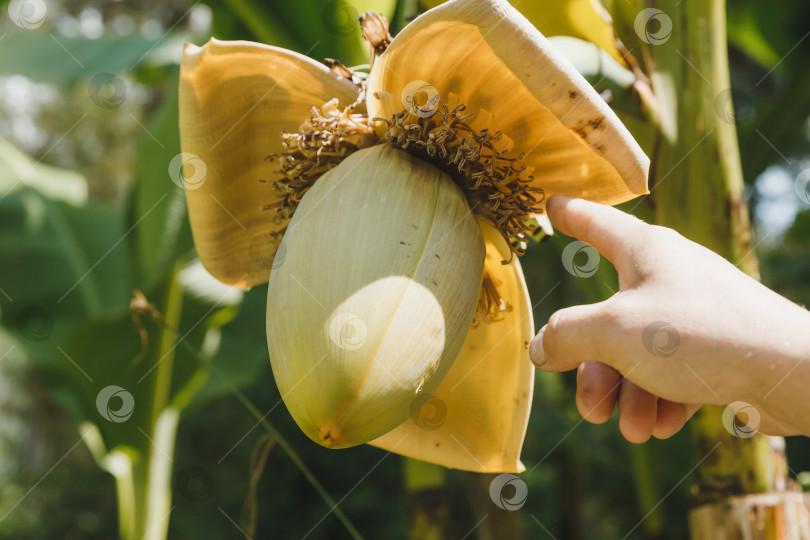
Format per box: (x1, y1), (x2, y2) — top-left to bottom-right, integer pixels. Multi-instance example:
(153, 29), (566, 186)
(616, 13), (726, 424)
(530, 325), (547, 367)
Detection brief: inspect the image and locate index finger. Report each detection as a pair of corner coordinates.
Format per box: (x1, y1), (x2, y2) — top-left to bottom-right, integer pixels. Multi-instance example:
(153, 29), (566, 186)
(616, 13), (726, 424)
(546, 196), (647, 272)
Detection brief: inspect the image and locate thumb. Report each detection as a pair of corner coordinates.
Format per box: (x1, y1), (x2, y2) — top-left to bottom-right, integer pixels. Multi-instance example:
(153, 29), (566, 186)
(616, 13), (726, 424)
(546, 196), (647, 277)
(530, 301), (613, 372)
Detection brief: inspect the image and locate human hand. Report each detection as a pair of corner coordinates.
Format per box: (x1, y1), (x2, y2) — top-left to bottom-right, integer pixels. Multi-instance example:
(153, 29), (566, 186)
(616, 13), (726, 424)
(530, 197), (810, 442)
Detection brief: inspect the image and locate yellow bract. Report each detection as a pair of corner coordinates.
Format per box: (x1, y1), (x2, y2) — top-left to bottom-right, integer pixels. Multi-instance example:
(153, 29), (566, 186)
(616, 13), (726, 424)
(371, 219), (535, 473)
(178, 39), (360, 288)
(366, 0), (648, 210)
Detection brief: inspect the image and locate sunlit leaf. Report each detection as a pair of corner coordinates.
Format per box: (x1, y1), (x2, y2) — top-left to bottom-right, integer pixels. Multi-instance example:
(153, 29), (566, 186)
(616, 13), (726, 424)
(0, 139), (87, 205)
(0, 30), (183, 86)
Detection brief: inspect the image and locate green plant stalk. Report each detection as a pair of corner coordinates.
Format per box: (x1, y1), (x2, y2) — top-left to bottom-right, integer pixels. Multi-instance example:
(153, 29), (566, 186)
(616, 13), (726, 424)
(630, 444), (664, 536)
(109, 449), (138, 540)
(403, 458), (446, 540)
(390, 0), (419, 33)
(116, 263), (184, 540)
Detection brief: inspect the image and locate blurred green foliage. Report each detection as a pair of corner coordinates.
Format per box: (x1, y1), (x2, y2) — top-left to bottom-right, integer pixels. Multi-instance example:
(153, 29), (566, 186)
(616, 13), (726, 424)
(0, 0), (808, 539)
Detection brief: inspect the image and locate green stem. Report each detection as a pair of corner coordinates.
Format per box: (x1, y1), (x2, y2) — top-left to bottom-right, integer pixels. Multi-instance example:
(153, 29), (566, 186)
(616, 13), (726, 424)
(122, 263), (184, 540)
(141, 409), (180, 540)
(403, 458), (446, 540)
(630, 444), (664, 537)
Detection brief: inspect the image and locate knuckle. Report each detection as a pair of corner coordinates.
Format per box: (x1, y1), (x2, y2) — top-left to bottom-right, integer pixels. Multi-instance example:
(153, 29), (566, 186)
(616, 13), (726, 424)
(629, 225), (683, 278)
(589, 303), (634, 364)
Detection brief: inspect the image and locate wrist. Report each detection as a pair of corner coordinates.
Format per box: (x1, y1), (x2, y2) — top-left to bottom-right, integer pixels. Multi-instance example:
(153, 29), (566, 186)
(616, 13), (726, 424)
(745, 302), (810, 434)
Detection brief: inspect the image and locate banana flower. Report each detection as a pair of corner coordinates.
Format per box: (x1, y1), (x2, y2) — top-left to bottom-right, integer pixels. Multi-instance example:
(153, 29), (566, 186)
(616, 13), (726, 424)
(178, 0), (648, 473)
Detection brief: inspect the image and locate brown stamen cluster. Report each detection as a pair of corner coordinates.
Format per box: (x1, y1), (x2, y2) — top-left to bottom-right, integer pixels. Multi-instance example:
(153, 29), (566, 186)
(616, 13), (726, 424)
(375, 104), (545, 255)
(264, 96), (539, 325)
(473, 272), (513, 327)
(264, 97), (376, 231)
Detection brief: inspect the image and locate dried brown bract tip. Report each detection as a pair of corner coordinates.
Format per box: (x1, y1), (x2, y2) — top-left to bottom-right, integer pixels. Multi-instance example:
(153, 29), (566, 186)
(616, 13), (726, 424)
(360, 12), (393, 60)
(323, 58), (355, 81)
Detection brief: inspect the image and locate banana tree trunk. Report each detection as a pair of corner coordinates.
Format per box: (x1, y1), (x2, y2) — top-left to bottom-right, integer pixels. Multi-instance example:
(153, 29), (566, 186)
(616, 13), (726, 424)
(611, 0), (808, 537)
(462, 473), (523, 540)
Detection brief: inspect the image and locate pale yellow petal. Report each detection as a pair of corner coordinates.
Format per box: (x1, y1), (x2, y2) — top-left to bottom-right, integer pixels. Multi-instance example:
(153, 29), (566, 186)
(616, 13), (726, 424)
(369, 219), (534, 473)
(367, 0), (649, 210)
(179, 39), (360, 288)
